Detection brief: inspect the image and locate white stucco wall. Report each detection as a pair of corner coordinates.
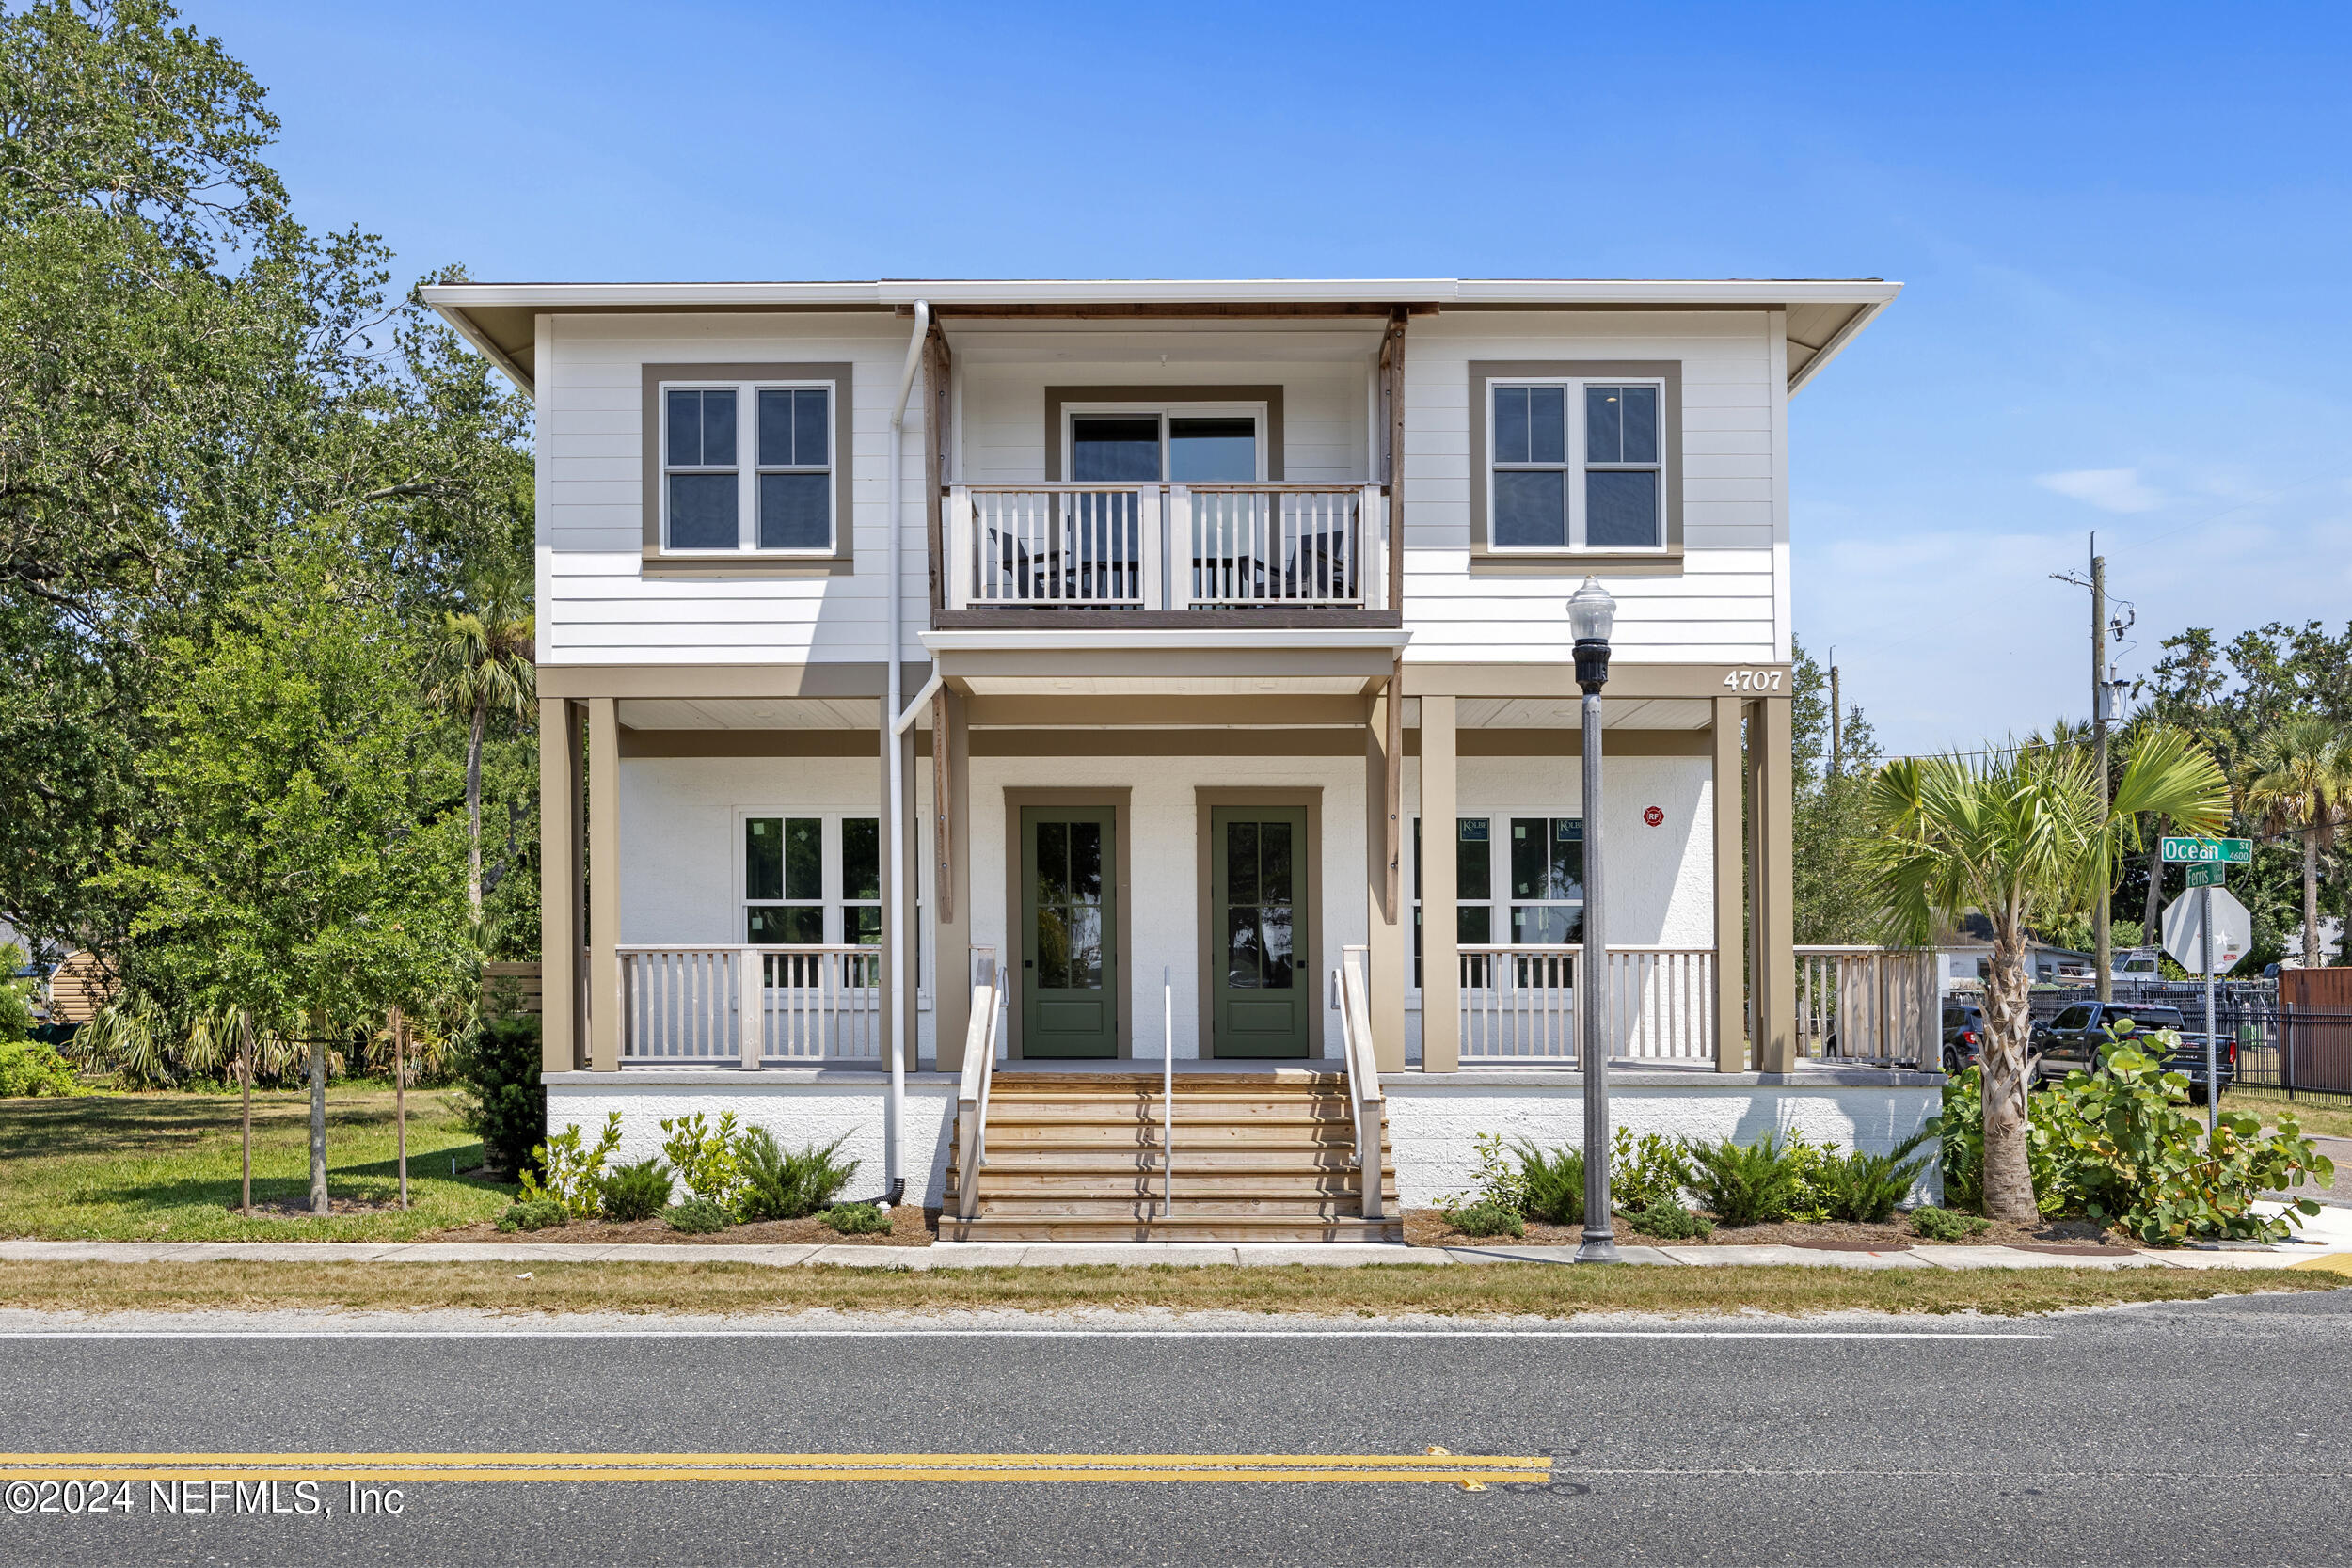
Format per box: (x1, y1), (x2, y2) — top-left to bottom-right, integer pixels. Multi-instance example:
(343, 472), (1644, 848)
(1382, 1075), (1942, 1209)
(547, 1075), (960, 1211)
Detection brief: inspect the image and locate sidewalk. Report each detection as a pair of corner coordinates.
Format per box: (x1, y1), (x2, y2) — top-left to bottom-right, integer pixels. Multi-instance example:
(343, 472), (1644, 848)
(1, 1232), (2338, 1272)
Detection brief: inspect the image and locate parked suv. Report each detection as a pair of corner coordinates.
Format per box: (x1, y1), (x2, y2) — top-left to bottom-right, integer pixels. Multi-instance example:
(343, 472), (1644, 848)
(2028, 1001), (2236, 1102)
(1939, 1003), (1987, 1077)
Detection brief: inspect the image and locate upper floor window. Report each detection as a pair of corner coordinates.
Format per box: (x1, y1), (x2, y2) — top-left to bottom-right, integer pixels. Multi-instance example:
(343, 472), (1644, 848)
(1487, 378), (1665, 552)
(662, 382), (834, 553)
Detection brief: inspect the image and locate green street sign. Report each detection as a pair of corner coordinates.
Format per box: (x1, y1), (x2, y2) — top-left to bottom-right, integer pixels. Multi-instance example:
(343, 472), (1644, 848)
(2185, 863), (2226, 887)
(2161, 836), (2251, 865)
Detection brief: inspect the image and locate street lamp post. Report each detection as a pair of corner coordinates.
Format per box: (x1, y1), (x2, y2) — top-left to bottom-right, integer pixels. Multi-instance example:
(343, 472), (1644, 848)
(1568, 577), (1620, 1265)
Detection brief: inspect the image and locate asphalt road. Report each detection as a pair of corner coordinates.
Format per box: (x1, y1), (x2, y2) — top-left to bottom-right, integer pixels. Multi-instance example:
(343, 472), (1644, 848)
(4, 1291), (2350, 1566)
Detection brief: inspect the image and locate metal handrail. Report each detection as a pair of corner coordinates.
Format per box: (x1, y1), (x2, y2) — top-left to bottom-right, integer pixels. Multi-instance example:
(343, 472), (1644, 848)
(1160, 967), (1175, 1220)
(954, 948), (1001, 1223)
(1335, 944), (1384, 1221)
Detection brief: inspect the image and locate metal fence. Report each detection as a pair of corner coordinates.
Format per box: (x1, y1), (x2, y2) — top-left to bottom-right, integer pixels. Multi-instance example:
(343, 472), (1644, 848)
(2028, 980), (2352, 1103)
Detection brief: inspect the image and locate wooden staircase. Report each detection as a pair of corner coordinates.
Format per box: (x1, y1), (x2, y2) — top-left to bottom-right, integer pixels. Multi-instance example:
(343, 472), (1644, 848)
(941, 1071), (1403, 1243)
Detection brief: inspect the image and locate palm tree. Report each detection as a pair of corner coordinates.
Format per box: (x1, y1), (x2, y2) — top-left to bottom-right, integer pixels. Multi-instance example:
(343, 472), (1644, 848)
(428, 591), (535, 919)
(2239, 718), (2352, 969)
(1867, 728), (2226, 1221)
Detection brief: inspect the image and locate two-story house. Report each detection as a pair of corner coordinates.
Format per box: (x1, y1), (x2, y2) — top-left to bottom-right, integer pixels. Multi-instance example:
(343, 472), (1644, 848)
(423, 277), (1939, 1241)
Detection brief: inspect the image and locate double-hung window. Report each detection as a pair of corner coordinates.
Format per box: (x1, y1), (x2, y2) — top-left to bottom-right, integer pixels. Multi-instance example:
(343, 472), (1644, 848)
(742, 815), (881, 945)
(1487, 379), (1664, 551)
(1411, 817), (1495, 987)
(663, 381), (835, 553)
(1413, 814), (1583, 990)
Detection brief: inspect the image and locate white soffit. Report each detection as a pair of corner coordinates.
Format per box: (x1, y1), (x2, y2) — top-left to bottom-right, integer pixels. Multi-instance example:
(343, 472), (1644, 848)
(1457, 697), (1712, 730)
(959, 674), (1373, 699)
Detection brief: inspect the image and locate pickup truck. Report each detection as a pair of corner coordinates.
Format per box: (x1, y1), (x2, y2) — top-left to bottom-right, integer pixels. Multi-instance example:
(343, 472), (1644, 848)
(2028, 1001), (2236, 1102)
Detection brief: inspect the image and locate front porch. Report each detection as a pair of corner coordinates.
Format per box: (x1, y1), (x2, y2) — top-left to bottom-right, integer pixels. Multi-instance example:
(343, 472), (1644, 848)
(532, 653), (1943, 1228)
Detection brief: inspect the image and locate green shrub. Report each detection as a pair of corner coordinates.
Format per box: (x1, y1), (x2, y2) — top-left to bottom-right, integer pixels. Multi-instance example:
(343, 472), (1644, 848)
(1511, 1140), (1584, 1225)
(451, 1013), (545, 1177)
(598, 1157), (675, 1222)
(1441, 1132), (1529, 1216)
(0, 1037), (86, 1098)
(1443, 1201), (1525, 1238)
(1820, 1129), (1936, 1223)
(660, 1111), (746, 1213)
(1611, 1128), (1693, 1212)
(1910, 1205), (1990, 1242)
(737, 1129), (859, 1221)
(1682, 1132), (1809, 1227)
(819, 1203), (893, 1236)
(2050, 1036), (2333, 1244)
(665, 1197), (728, 1234)
(518, 1112), (623, 1219)
(1627, 1201), (1712, 1241)
(497, 1198), (567, 1233)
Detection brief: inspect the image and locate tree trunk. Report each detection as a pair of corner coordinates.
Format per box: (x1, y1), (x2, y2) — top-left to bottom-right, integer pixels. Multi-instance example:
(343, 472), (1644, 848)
(2142, 814), (2165, 945)
(1979, 930), (2040, 1222)
(308, 1007), (329, 1217)
(2305, 830), (2323, 967)
(466, 702), (486, 919)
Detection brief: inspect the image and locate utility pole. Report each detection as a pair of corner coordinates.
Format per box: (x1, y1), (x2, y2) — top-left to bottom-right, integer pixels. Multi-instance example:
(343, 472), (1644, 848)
(2090, 543), (2112, 1003)
(1829, 650), (1842, 781)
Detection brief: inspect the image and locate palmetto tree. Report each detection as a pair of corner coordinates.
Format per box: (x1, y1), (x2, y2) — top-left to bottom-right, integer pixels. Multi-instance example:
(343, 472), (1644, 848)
(1867, 728), (2226, 1221)
(2239, 718), (2352, 969)
(428, 591), (536, 919)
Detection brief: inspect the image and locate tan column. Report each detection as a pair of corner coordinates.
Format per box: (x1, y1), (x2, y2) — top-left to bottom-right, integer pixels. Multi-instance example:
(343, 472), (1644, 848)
(585, 697), (621, 1072)
(537, 698), (580, 1074)
(1365, 686), (1406, 1069)
(1419, 694), (1459, 1071)
(932, 689), (973, 1073)
(1754, 696), (1798, 1072)
(1711, 696), (1746, 1072)
(879, 711), (922, 1073)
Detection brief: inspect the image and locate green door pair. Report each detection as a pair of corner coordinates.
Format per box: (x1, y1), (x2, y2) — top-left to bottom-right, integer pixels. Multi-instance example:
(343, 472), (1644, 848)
(1016, 805), (1310, 1060)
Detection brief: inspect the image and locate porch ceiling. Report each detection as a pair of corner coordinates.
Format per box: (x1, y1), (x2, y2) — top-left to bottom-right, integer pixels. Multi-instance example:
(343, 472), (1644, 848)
(615, 698), (872, 730)
(959, 674), (1372, 699)
(1449, 696), (1714, 730)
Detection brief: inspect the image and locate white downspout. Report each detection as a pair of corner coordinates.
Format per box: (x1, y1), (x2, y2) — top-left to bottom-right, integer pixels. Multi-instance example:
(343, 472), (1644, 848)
(882, 299), (930, 1209)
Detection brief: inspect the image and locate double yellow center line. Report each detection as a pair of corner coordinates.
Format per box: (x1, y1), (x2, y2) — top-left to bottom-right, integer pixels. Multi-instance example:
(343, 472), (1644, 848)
(0, 1449), (1551, 1486)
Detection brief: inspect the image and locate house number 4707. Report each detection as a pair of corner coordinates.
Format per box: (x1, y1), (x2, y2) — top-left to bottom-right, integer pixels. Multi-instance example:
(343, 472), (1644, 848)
(1722, 669), (1784, 691)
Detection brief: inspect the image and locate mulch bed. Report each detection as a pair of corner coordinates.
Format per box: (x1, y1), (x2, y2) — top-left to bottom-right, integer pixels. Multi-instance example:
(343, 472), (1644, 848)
(1404, 1208), (2129, 1252)
(427, 1210), (940, 1248)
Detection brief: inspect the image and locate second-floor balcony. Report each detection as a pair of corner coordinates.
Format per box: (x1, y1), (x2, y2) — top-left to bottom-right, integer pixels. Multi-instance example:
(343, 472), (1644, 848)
(940, 482), (1390, 623)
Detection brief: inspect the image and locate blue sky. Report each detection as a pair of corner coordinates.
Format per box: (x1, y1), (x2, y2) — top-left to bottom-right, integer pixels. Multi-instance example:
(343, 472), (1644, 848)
(196, 0), (2352, 753)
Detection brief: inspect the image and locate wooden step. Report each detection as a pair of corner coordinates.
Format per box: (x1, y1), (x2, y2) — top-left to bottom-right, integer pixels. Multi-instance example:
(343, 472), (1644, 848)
(941, 1216), (1406, 1243)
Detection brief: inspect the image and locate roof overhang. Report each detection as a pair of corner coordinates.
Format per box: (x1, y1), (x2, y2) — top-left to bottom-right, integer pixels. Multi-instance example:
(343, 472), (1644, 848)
(420, 277), (1901, 395)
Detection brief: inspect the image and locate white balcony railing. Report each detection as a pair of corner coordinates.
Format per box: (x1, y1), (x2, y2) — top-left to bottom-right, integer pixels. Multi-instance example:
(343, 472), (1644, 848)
(619, 945), (882, 1067)
(1456, 945), (1719, 1066)
(945, 483), (1386, 611)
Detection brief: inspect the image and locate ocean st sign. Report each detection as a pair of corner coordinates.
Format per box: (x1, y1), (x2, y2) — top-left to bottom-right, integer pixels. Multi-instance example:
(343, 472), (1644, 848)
(2160, 836), (2251, 865)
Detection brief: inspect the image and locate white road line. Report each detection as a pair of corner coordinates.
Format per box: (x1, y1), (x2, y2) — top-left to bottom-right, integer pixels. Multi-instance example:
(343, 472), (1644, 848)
(0, 1328), (2055, 1341)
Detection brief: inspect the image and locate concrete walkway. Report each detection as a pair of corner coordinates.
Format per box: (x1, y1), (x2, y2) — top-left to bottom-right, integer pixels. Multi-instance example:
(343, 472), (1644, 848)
(0, 1236), (2332, 1272)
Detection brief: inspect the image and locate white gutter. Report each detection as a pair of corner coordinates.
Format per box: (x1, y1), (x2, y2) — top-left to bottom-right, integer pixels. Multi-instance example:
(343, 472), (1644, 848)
(892, 667), (944, 736)
(881, 298), (930, 1209)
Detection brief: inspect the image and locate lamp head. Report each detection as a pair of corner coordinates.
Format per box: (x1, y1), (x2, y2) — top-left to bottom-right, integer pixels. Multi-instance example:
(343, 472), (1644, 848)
(1568, 576), (1616, 693)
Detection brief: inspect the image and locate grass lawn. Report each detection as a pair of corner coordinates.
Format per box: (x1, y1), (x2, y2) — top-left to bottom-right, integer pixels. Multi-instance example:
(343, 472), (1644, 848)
(0, 1259), (2336, 1318)
(2222, 1085), (2352, 1141)
(0, 1089), (516, 1241)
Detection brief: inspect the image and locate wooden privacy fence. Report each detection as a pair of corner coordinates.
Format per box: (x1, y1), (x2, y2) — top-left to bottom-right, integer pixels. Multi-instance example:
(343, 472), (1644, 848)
(1456, 945), (1717, 1065)
(618, 945), (882, 1067)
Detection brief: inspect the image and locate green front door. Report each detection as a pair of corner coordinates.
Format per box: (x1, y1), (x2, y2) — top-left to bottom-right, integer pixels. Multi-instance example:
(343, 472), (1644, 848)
(1019, 806), (1118, 1058)
(1210, 806), (1311, 1058)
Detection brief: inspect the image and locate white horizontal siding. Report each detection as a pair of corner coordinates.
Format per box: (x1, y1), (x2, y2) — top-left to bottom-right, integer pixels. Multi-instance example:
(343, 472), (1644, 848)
(536, 309), (1788, 669)
(1398, 310), (1781, 664)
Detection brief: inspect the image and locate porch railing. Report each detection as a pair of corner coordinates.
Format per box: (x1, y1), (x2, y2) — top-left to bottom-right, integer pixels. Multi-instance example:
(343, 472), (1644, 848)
(1793, 945), (1938, 1069)
(945, 482), (1386, 611)
(1456, 945), (1718, 1066)
(1334, 944), (1385, 1221)
(954, 948), (1002, 1222)
(618, 945), (882, 1066)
